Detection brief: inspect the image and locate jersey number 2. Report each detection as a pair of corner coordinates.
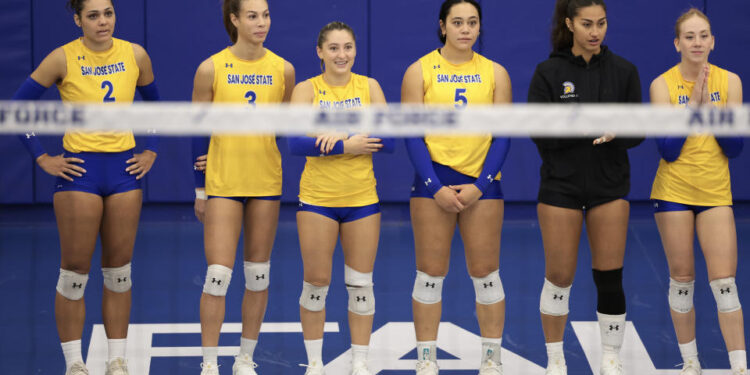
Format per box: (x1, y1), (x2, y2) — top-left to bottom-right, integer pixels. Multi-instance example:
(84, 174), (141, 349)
(101, 81), (115, 103)
(454, 88), (467, 109)
(245, 91), (257, 107)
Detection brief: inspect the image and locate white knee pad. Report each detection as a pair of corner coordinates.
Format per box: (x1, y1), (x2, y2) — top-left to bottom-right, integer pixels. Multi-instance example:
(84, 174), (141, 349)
(102, 263), (132, 293)
(244, 261), (270, 292)
(300, 281), (329, 312)
(56, 269), (89, 300)
(412, 271), (445, 305)
(345, 265), (375, 315)
(203, 264), (232, 296)
(540, 278), (571, 316)
(710, 277), (742, 313)
(668, 278), (695, 314)
(471, 270), (505, 305)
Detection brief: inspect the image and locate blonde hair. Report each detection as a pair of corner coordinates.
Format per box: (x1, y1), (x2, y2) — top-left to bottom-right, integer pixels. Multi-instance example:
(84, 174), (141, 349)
(675, 8), (711, 38)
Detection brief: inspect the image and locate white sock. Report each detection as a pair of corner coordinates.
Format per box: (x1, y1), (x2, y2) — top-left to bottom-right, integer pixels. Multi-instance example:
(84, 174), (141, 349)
(546, 341), (565, 367)
(729, 350), (747, 371)
(351, 344), (369, 364)
(304, 339), (323, 365)
(481, 337), (502, 364)
(416, 341), (437, 362)
(202, 346), (218, 365)
(678, 339), (699, 366)
(108, 338), (127, 361)
(61, 340), (83, 370)
(597, 312), (626, 357)
(239, 337), (257, 360)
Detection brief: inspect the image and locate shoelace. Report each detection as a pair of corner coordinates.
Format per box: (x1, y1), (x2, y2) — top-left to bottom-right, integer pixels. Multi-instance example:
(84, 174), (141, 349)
(351, 361), (370, 375)
(69, 362), (89, 375)
(200, 362), (220, 374)
(416, 360), (437, 372)
(299, 362), (324, 374)
(480, 360), (503, 374)
(235, 355), (258, 368)
(601, 358), (623, 373)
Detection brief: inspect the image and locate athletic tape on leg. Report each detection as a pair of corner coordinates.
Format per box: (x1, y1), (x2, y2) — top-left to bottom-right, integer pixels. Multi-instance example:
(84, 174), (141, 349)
(203, 264), (232, 296)
(345, 265), (375, 315)
(710, 277), (742, 313)
(300, 281), (329, 312)
(244, 261), (270, 292)
(412, 271), (445, 304)
(540, 278), (571, 316)
(668, 278), (695, 314)
(57, 269), (89, 300)
(102, 263), (132, 293)
(471, 270), (505, 305)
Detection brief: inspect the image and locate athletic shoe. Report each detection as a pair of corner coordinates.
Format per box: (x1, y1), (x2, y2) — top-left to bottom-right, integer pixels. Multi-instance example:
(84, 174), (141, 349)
(105, 358), (129, 375)
(300, 361), (325, 375)
(731, 368), (747, 375)
(351, 360), (372, 375)
(200, 362), (220, 375)
(416, 360), (438, 375)
(479, 359), (503, 374)
(65, 362), (89, 375)
(679, 359), (701, 375)
(600, 356), (623, 375)
(545, 361), (567, 375)
(232, 354), (258, 375)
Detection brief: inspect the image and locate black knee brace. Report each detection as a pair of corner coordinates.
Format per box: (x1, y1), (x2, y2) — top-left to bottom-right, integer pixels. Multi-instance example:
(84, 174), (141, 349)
(592, 268), (626, 315)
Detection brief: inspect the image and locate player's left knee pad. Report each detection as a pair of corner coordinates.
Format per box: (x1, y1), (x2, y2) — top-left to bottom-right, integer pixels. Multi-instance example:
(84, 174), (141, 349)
(471, 270), (505, 305)
(203, 264), (232, 296)
(412, 271), (445, 305)
(345, 265), (375, 315)
(710, 277), (742, 313)
(540, 278), (571, 316)
(244, 261), (270, 292)
(102, 263), (132, 293)
(592, 268), (626, 315)
(668, 278), (695, 314)
(300, 281), (329, 312)
(56, 269), (89, 301)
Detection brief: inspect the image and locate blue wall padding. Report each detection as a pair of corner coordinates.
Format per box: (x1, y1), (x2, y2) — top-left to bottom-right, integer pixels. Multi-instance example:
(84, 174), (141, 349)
(1, 0), (748, 203)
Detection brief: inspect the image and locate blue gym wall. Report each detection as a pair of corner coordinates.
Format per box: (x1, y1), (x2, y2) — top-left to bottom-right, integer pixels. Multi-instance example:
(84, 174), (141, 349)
(1, 0), (749, 204)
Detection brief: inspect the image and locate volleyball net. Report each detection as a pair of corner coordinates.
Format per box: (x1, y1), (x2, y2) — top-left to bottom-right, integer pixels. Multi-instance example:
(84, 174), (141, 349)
(0, 101), (748, 136)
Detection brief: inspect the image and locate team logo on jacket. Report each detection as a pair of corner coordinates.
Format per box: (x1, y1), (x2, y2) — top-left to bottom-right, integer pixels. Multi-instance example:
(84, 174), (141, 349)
(560, 81), (578, 99)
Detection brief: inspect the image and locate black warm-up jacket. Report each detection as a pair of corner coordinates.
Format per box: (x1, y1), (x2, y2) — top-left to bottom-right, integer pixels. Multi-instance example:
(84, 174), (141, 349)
(527, 46), (645, 204)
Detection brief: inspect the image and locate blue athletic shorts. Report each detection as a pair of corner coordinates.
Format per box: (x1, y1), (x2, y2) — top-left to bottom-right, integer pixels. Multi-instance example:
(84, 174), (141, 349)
(652, 199), (719, 214)
(297, 202), (381, 223)
(410, 162), (503, 200)
(55, 150), (141, 196)
(208, 196), (281, 203)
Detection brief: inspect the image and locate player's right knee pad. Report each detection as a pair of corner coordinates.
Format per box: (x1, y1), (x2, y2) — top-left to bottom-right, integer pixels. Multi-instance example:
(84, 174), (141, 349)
(203, 264), (232, 296)
(540, 278), (571, 316)
(710, 277), (742, 313)
(244, 261), (270, 292)
(345, 265), (375, 315)
(56, 269), (89, 301)
(668, 278), (695, 314)
(471, 270), (505, 305)
(102, 263), (132, 293)
(412, 271), (445, 305)
(300, 281), (329, 312)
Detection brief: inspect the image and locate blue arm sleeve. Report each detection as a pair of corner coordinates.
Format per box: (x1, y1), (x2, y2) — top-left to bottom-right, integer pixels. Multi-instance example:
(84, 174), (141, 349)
(405, 137), (443, 196)
(287, 136), (344, 156)
(374, 136), (396, 154)
(655, 137), (687, 162)
(192, 136), (209, 188)
(137, 81), (161, 153)
(474, 138), (511, 193)
(716, 137), (744, 159)
(13, 77), (49, 159)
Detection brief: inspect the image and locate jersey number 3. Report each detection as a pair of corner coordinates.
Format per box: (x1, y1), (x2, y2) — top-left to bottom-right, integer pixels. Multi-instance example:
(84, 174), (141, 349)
(454, 88), (467, 109)
(101, 81), (116, 103)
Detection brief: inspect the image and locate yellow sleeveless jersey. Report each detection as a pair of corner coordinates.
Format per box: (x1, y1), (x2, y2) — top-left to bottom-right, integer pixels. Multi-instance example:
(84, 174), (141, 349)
(58, 38), (138, 153)
(205, 48), (286, 197)
(420, 49), (499, 180)
(651, 64), (731, 206)
(299, 73), (377, 207)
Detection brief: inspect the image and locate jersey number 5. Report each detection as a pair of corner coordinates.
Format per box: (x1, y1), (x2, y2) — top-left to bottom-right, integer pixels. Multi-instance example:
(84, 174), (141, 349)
(101, 81), (116, 103)
(245, 91), (257, 107)
(454, 88), (467, 109)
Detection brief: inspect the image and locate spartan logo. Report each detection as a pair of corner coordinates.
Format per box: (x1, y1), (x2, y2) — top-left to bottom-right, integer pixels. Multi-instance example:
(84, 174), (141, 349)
(563, 81), (575, 95)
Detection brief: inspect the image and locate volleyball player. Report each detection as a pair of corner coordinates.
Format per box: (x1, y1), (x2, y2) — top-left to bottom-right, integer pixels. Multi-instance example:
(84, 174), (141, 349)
(650, 8), (746, 375)
(287, 21), (392, 375)
(401, 0), (512, 373)
(190, 0), (295, 374)
(527, 1), (643, 374)
(13, 0), (160, 374)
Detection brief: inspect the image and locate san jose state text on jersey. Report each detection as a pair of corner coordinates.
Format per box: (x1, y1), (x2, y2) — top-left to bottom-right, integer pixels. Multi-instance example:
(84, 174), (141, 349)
(227, 74), (274, 85)
(80, 62), (127, 77)
(318, 97), (363, 110)
(437, 73), (483, 84)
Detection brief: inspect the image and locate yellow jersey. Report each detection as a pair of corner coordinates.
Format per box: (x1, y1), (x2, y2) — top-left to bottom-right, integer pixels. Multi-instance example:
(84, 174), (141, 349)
(58, 38), (138, 153)
(419, 49), (499, 180)
(651, 64), (732, 206)
(205, 48), (287, 197)
(298, 73), (377, 207)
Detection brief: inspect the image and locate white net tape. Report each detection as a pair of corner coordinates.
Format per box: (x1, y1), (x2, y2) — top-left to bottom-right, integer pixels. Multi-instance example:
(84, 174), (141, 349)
(1, 101), (748, 136)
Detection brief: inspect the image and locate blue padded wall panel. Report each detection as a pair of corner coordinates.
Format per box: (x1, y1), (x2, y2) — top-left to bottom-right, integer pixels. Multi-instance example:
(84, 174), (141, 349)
(0, 136), (34, 204)
(143, 137), (193, 202)
(32, 135), (65, 203)
(0, 0), (31, 99)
